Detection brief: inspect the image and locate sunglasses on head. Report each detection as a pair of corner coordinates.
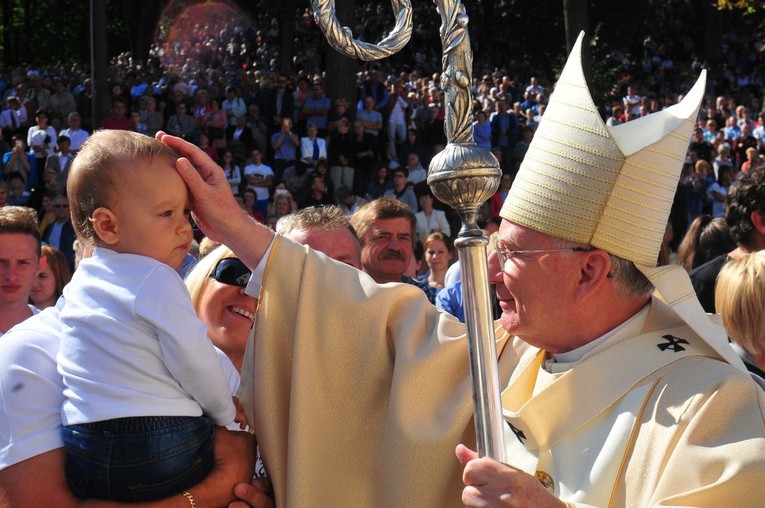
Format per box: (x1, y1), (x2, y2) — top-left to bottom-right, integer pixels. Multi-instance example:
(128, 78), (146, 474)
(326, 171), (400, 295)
(210, 258), (251, 287)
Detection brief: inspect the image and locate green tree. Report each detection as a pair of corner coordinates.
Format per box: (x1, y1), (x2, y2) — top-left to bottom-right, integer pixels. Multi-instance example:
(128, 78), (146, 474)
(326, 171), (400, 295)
(0, 0), (133, 66)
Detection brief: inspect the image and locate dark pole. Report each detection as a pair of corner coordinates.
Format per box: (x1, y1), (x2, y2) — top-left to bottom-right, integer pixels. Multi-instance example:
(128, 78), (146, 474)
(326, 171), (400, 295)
(91, 0), (110, 129)
(562, 0), (590, 80)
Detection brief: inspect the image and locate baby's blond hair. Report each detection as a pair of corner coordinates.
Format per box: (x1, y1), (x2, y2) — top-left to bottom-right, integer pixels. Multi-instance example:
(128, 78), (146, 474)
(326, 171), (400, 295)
(67, 130), (178, 242)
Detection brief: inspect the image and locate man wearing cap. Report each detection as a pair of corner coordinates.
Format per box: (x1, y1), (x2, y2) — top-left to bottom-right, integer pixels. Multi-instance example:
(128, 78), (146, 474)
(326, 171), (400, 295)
(159, 33), (764, 507)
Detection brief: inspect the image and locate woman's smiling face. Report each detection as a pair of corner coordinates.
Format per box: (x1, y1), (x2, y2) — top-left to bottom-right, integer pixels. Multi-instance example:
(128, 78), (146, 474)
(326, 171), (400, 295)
(196, 269), (257, 371)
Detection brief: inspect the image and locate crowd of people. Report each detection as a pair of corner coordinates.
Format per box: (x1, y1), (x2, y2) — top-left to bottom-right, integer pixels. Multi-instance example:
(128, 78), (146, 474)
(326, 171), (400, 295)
(0, 2), (763, 261)
(1, 5), (765, 507)
(2, 60), (764, 303)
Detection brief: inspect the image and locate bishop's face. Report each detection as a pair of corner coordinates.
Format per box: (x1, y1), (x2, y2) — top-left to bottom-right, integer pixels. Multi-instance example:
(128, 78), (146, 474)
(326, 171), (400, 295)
(490, 220), (584, 353)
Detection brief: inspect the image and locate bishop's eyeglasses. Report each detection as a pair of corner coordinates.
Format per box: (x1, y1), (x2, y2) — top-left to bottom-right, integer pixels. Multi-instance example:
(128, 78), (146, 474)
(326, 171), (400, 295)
(495, 244), (592, 272)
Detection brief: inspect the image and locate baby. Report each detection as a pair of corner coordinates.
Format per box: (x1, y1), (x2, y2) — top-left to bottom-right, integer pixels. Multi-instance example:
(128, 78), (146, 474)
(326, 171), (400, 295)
(58, 130), (246, 502)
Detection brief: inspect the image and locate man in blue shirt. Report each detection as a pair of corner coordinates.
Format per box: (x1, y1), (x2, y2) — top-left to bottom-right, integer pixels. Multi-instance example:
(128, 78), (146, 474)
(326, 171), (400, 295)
(302, 82), (331, 136)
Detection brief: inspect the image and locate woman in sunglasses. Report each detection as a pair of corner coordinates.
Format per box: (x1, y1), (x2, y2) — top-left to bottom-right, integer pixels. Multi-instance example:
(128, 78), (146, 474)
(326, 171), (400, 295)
(185, 244), (256, 372)
(184, 244), (265, 480)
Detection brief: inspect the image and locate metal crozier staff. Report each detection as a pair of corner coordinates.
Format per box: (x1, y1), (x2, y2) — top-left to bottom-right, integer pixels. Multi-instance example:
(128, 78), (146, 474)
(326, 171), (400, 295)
(312, 0), (506, 460)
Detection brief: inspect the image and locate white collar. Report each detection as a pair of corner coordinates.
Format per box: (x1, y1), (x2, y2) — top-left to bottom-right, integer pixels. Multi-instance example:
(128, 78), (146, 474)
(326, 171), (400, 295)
(545, 304), (650, 373)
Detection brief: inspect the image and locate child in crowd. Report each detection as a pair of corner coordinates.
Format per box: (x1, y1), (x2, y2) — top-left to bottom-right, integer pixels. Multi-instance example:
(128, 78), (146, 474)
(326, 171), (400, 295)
(57, 130), (247, 502)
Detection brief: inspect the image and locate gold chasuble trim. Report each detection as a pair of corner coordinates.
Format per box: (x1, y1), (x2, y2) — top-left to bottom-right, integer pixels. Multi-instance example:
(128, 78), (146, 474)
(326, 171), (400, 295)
(608, 378), (660, 508)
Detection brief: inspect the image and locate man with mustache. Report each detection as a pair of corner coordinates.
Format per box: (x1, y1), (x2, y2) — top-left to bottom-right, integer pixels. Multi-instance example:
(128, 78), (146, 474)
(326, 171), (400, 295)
(350, 196), (437, 303)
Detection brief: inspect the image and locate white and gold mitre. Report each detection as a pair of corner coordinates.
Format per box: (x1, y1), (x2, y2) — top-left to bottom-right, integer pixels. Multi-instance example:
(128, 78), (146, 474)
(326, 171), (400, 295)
(500, 32), (747, 369)
(500, 31), (705, 267)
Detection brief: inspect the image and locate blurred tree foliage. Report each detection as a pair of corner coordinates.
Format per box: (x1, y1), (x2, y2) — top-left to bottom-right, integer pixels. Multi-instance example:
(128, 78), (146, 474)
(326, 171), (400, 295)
(716, 0), (765, 13)
(0, 0), (131, 66)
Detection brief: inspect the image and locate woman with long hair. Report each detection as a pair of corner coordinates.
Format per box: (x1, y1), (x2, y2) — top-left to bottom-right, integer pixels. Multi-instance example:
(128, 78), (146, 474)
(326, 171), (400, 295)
(418, 232), (455, 291)
(30, 245), (72, 310)
(26, 110), (57, 188)
(366, 164), (394, 200)
(676, 215), (735, 272)
(220, 150), (242, 194)
(37, 190), (57, 235)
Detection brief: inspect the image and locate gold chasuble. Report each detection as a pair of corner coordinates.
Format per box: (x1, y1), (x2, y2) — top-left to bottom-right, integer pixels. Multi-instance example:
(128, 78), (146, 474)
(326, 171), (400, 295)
(244, 236), (765, 507)
(247, 236), (516, 507)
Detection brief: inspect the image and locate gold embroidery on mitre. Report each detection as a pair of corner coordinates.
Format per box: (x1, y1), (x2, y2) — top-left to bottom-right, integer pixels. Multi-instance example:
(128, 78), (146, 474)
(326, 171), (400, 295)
(616, 167), (677, 192)
(514, 167), (612, 205)
(604, 192), (668, 216)
(535, 471), (555, 493)
(534, 128), (622, 163)
(599, 210), (666, 236)
(527, 151), (620, 186)
(512, 185), (602, 223)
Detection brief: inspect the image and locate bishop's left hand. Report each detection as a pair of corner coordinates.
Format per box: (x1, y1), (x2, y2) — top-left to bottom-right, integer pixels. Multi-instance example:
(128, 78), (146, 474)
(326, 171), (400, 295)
(456, 444), (566, 508)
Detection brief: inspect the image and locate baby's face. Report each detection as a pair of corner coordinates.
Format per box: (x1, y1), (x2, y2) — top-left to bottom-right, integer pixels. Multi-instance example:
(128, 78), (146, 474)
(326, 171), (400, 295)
(109, 158), (192, 270)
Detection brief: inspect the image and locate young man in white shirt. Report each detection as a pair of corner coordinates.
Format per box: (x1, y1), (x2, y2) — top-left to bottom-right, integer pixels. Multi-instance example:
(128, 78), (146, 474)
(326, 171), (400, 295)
(58, 111), (90, 152)
(386, 82), (410, 163)
(243, 149), (274, 220)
